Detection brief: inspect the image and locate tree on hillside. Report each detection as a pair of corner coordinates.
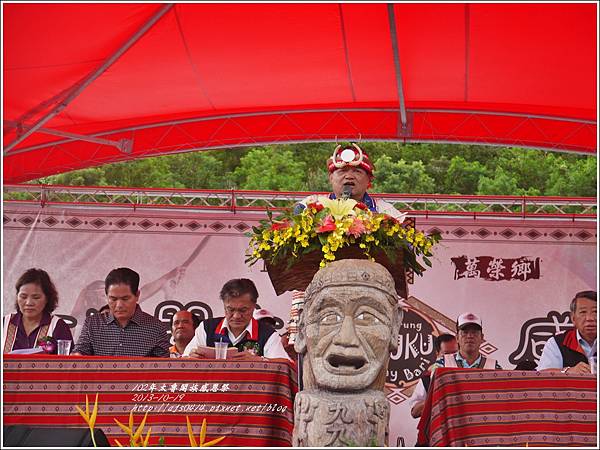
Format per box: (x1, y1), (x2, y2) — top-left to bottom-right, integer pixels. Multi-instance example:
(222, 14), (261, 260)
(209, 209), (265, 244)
(494, 148), (554, 193)
(477, 167), (540, 196)
(372, 155), (435, 194)
(167, 153), (229, 189)
(444, 156), (489, 194)
(45, 167), (107, 186)
(102, 158), (180, 189)
(35, 142), (596, 197)
(233, 147), (307, 191)
(546, 157), (597, 197)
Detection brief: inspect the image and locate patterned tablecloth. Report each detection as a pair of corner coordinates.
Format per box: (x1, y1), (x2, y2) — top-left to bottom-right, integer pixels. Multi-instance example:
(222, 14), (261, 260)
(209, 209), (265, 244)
(416, 368), (597, 447)
(3, 355), (297, 447)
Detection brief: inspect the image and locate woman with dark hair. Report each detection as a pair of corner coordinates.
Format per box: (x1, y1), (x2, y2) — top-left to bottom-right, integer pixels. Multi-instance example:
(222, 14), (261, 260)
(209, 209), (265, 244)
(3, 268), (73, 353)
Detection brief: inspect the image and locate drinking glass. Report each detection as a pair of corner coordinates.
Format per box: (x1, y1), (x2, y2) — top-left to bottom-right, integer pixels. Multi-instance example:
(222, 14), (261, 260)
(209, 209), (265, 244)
(214, 342), (228, 359)
(57, 340), (71, 356)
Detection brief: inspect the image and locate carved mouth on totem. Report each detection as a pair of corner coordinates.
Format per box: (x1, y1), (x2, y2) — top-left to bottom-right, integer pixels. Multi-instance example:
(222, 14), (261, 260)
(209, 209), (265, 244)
(325, 354), (368, 374)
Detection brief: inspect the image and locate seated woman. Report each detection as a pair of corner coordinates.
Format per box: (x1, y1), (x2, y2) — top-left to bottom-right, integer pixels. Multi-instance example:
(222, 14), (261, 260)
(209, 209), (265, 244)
(3, 268), (73, 353)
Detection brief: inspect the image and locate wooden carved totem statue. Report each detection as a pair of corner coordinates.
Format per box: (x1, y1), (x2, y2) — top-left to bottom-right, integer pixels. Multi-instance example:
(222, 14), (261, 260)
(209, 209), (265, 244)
(292, 259), (403, 447)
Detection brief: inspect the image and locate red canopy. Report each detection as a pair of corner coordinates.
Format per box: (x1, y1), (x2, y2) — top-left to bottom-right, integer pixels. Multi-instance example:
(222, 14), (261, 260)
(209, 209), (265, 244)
(3, 3), (597, 183)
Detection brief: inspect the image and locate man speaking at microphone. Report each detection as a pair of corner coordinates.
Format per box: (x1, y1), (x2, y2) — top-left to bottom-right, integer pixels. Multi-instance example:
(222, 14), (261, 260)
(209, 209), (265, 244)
(294, 143), (404, 220)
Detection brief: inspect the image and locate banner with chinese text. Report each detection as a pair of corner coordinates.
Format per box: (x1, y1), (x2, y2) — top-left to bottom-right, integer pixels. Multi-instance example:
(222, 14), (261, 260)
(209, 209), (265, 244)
(3, 204), (596, 446)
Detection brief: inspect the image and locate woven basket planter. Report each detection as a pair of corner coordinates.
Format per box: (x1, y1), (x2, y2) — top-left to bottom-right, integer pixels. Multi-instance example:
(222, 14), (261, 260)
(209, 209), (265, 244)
(265, 245), (408, 298)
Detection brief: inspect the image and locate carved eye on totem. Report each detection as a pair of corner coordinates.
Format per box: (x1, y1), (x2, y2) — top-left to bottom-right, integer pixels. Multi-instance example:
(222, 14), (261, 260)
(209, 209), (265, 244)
(355, 311), (381, 325)
(320, 312), (343, 324)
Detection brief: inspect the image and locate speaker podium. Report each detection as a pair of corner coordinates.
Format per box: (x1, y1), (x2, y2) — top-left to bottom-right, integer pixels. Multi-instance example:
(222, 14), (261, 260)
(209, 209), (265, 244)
(3, 426), (110, 447)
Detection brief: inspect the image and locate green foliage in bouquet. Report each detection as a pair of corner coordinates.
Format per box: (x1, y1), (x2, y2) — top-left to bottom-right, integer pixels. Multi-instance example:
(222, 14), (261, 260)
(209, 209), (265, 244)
(245, 197), (441, 276)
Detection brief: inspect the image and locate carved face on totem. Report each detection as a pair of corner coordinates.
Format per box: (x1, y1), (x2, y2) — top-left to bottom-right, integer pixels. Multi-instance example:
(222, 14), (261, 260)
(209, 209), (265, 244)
(296, 259), (402, 392)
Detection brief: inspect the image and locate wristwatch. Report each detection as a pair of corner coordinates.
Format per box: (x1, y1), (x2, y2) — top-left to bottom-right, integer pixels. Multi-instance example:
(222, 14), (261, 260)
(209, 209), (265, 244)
(561, 366), (570, 373)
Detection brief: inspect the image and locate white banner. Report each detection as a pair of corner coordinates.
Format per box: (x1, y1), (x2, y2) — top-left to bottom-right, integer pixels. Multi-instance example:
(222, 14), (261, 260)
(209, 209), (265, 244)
(3, 204), (596, 446)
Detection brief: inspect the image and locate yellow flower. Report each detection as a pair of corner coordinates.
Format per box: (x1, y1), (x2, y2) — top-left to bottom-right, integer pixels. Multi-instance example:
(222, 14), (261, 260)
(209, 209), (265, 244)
(114, 411), (152, 447)
(318, 197), (357, 220)
(186, 417), (226, 447)
(75, 393), (99, 447)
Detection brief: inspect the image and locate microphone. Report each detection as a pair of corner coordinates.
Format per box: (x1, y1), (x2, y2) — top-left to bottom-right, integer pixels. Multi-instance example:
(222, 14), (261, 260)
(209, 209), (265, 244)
(341, 185), (353, 200)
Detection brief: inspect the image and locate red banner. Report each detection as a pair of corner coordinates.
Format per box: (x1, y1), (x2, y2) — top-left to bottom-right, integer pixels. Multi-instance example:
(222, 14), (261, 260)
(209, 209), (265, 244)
(3, 355), (297, 446)
(417, 368), (597, 447)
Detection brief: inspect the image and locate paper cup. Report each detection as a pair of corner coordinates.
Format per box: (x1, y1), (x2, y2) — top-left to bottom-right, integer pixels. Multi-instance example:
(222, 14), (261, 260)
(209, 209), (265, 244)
(214, 342), (228, 359)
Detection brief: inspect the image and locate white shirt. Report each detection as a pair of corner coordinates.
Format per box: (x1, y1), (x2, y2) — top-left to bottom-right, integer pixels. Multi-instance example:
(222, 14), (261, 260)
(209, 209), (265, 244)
(408, 378), (427, 411)
(537, 329), (597, 370)
(182, 318), (290, 360)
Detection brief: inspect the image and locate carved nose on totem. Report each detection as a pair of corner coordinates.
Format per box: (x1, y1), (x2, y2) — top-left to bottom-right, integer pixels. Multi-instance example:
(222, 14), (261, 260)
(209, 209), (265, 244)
(332, 315), (359, 347)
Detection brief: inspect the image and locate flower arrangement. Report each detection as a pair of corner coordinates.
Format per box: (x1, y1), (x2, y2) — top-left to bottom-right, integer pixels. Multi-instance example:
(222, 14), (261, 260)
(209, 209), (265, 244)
(245, 197), (440, 292)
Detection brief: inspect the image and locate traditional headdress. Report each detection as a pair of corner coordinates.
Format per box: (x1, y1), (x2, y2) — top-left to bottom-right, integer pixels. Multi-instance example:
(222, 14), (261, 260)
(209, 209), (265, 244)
(327, 143), (374, 177)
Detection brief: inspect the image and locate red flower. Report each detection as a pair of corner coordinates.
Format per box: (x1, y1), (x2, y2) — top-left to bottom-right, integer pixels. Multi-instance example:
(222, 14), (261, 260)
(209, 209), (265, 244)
(38, 336), (57, 354)
(347, 217), (366, 238)
(355, 202), (368, 211)
(317, 215), (337, 233)
(271, 220), (290, 231)
(307, 202), (324, 212)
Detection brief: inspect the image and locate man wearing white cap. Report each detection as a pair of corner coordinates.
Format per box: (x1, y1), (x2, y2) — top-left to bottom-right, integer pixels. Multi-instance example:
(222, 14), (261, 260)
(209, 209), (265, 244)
(432, 312), (502, 371)
(254, 308), (297, 360)
(253, 308), (278, 328)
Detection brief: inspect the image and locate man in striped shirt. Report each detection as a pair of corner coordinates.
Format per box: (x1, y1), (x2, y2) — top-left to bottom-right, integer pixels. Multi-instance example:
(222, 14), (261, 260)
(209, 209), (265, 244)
(72, 267), (170, 357)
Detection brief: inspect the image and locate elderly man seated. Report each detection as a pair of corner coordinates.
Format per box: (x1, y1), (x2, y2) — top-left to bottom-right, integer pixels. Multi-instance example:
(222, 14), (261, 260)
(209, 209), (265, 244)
(538, 290), (597, 374)
(183, 279), (290, 360)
